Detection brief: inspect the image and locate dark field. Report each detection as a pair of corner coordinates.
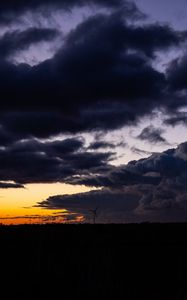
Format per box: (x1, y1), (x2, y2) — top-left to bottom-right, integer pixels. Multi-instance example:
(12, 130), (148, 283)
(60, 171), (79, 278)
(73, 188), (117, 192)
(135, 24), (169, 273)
(1, 223), (187, 299)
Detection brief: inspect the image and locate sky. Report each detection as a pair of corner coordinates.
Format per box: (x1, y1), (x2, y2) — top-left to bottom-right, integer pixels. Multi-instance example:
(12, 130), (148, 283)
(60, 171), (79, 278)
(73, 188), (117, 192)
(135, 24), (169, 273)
(1, 0), (187, 224)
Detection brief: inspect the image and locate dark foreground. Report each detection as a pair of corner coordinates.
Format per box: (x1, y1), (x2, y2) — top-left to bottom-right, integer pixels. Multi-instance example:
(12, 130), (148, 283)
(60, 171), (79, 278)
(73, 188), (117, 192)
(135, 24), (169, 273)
(1, 223), (187, 299)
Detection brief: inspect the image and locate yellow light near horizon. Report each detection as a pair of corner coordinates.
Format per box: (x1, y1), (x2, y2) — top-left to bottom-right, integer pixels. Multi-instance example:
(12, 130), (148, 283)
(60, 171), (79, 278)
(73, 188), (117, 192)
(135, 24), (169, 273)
(0, 182), (93, 224)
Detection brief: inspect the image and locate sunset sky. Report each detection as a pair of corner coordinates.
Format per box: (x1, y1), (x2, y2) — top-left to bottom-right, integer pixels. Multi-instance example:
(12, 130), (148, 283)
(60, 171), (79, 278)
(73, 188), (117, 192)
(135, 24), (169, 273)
(1, 0), (187, 224)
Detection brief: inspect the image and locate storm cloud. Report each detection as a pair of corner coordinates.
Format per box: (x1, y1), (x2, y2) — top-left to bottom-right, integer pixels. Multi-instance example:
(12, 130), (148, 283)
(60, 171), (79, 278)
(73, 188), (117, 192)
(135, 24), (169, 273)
(167, 53), (187, 91)
(0, 9), (186, 139)
(137, 125), (168, 144)
(37, 141), (187, 222)
(0, 27), (59, 59)
(0, 137), (114, 184)
(0, 0), (142, 24)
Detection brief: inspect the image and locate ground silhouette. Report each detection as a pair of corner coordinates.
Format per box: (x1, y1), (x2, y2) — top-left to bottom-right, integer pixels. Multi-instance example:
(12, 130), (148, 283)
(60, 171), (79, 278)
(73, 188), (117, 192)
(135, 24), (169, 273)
(0, 223), (187, 299)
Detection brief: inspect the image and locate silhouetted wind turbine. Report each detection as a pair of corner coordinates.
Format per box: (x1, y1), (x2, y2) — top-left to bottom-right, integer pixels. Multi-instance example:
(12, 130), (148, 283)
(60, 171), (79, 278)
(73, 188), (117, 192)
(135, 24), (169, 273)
(89, 207), (99, 224)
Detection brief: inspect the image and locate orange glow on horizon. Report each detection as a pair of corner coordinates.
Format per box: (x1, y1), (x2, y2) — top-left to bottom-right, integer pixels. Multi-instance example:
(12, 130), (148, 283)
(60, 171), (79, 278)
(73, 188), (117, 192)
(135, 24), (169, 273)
(0, 182), (93, 225)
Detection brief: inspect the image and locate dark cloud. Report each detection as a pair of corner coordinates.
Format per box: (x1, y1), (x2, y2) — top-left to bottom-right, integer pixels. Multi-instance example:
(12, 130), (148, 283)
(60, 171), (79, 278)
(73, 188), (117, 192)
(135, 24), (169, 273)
(36, 189), (140, 223)
(0, 27), (59, 59)
(131, 146), (153, 156)
(11, 137), (85, 156)
(0, 125), (17, 146)
(166, 53), (187, 114)
(0, 15), (165, 108)
(1, 132), (187, 190)
(0, 1), (143, 24)
(88, 141), (116, 150)
(164, 112), (187, 127)
(63, 163), (162, 187)
(37, 141), (187, 222)
(0, 110), (135, 139)
(137, 125), (168, 144)
(65, 13), (185, 58)
(167, 53), (187, 91)
(0, 137), (113, 184)
(0, 10), (185, 137)
(88, 139), (126, 150)
(0, 181), (24, 188)
(0, 0), (123, 12)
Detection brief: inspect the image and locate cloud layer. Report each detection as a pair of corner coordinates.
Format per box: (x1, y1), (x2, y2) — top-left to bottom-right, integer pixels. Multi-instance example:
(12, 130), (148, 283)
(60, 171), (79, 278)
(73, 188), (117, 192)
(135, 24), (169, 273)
(0, 1), (139, 24)
(0, 7), (186, 142)
(37, 141), (187, 222)
(0, 137), (115, 184)
(0, 0), (187, 224)
(0, 27), (59, 59)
